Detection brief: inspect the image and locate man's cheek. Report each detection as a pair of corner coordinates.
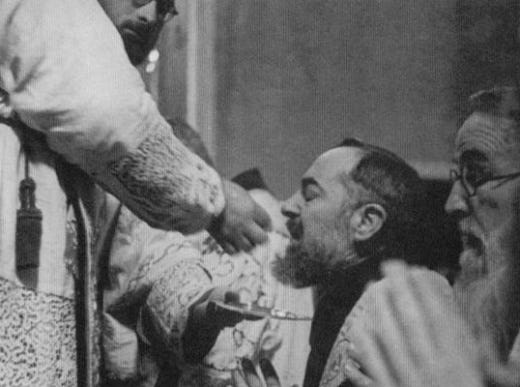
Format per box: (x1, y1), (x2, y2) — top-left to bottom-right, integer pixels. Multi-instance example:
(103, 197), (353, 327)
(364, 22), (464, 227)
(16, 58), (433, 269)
(490, 219), (520, 264)
(476, 193), (499, 210)
(303, 215), (324, 235)
(471, 198), (503, 234)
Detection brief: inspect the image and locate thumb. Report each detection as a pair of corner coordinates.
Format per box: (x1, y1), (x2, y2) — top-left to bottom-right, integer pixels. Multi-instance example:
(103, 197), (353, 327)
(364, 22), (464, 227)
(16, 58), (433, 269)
(253, 203), (272, 231)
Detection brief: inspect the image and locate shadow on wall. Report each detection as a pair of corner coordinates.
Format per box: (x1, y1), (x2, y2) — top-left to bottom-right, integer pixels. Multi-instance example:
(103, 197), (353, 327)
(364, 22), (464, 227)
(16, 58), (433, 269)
(455, 0), (520, 123)
(213, 0), (520, 198)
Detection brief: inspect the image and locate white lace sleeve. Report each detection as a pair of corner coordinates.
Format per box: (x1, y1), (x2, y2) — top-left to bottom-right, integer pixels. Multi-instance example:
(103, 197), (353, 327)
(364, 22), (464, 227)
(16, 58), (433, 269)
(0, 0), (224, 232)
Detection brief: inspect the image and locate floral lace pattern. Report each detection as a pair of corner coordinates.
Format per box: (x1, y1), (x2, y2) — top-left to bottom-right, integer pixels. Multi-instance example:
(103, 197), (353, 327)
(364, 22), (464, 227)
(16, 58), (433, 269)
(177, 232), (284, 387)
(0, 278), (77, 387)
(106, 120), (224, 233)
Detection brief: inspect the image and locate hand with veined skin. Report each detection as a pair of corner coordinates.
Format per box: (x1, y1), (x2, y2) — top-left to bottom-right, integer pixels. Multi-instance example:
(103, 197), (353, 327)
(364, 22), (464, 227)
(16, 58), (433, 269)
(209, 180), (272, 254)
(343, 261), (485, 387)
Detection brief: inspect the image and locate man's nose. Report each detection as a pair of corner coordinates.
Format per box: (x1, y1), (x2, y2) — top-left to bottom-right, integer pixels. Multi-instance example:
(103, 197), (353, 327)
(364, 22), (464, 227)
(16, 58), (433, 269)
(136, 1), (159, 24)
(444, 180), (470, 217)
(281, 193), (301, 219)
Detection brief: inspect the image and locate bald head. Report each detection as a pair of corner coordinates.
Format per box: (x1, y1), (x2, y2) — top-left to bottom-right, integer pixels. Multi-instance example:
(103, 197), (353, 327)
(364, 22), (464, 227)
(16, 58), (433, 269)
(457, 87), (520, 169)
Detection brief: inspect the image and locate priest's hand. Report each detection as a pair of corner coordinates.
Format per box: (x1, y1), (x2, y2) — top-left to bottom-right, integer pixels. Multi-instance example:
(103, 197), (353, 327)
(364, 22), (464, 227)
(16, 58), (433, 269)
(209, 180), (271, 254)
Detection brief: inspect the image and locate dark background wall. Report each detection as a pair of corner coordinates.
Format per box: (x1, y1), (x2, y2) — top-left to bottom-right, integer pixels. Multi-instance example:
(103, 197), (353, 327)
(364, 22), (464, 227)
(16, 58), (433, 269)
(206, 0), (520, 198)
(456, 0), (520, 120)
(153, 0), (520, 270)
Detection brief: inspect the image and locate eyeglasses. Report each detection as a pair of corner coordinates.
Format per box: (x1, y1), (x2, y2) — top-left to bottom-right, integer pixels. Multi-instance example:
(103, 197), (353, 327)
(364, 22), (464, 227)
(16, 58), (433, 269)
(449, 168), (520, 197)
(134, 0), (177, 22)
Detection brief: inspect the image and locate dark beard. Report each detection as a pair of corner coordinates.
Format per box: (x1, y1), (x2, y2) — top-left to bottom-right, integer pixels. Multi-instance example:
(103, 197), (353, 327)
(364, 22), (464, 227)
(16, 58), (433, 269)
(271, 241), (327, 288)
(119, 20), (159, 65)
(271, 240), (350, 288)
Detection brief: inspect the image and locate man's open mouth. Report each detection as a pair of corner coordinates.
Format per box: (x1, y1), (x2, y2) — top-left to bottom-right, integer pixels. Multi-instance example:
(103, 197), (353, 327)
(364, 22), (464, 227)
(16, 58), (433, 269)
(460, 232), (484, 257)
(286, 219), (303, 241)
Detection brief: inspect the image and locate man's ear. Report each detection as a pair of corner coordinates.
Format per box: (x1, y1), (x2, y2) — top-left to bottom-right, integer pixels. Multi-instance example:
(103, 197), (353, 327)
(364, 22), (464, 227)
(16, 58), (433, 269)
(351, 203), (387, 241)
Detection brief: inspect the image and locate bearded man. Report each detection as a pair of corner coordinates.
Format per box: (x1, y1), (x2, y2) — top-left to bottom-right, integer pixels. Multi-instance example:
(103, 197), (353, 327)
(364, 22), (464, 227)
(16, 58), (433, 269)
(271, 139), (437, 387)
(98, 0), (176, 66)
(447, 88), (520, 365)
(341, 87), (520, 387)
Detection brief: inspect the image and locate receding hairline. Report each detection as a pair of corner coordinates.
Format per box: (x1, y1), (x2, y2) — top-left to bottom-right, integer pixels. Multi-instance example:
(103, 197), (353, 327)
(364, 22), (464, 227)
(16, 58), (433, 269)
(331, 143), (407, 186)
(468, 86), (520, 119)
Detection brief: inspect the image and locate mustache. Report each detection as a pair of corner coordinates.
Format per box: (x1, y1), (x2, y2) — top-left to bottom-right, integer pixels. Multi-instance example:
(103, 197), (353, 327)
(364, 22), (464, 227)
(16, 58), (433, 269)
(286, 218), (303, 240)
(120, 19), (158, 40)
(457, 234), (486, 281)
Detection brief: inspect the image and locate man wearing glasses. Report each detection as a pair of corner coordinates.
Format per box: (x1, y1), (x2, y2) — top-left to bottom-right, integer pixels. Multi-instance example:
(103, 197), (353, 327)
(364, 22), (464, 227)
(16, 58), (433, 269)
(339, 87), (520, 387)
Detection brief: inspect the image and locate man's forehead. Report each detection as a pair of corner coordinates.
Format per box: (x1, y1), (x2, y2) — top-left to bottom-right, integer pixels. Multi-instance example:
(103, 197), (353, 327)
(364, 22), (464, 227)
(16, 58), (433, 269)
(304, 147), (362, 182)
(455, 112), (520, 163)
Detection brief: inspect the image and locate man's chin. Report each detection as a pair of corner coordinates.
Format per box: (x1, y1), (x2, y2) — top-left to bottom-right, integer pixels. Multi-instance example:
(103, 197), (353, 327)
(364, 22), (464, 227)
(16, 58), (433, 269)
(123, 41), (149, 66)
(271, 240), (328, 288)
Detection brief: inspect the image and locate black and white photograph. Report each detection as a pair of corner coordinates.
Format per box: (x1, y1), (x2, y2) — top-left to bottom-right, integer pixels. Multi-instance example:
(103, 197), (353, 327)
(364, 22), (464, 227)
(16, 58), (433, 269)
(1, 1), (520, 386)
